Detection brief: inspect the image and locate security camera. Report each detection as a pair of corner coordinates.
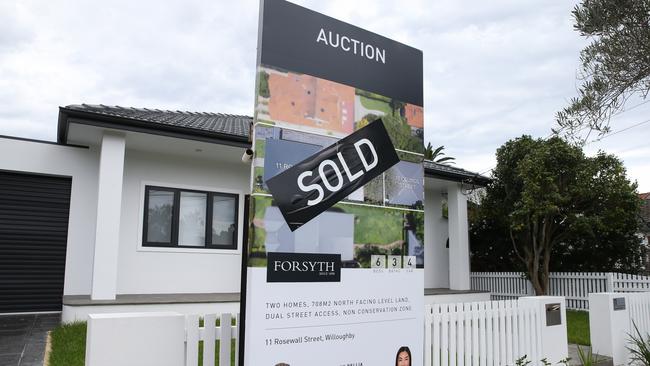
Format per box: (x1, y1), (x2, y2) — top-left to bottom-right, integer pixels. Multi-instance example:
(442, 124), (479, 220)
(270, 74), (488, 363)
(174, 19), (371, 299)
(242, 148), (254, 163)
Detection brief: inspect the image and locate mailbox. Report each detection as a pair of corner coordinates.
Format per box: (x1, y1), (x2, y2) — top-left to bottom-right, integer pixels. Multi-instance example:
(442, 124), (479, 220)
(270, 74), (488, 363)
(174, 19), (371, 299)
(545, 303), (562, 326)
(613, 297), (626, 311)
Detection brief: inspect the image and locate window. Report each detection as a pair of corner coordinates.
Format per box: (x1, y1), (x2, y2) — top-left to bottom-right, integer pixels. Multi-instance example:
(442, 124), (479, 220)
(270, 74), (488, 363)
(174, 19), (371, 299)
(143, 186), (238, 249)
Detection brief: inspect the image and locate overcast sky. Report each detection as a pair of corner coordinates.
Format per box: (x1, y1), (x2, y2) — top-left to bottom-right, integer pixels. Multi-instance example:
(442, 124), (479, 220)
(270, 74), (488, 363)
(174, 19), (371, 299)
(1, 0), (648, 191)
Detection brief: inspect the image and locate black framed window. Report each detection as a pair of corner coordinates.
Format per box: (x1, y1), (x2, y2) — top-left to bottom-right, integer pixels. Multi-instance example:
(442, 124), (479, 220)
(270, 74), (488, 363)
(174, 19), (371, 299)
(143, 186), (238, 249)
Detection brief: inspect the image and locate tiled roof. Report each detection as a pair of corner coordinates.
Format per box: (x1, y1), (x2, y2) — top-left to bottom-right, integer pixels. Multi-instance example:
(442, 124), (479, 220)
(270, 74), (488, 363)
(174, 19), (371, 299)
(59, 104), (251, 145)
(423, 160), (491, 186)
(58, 104), (490, 185)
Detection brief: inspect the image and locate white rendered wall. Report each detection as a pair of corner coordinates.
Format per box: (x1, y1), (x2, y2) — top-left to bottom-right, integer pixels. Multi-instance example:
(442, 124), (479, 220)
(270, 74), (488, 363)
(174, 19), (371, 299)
(116, 148), (249, 295)
(0, 137), (98, 296)
(424, 184), (449, 288)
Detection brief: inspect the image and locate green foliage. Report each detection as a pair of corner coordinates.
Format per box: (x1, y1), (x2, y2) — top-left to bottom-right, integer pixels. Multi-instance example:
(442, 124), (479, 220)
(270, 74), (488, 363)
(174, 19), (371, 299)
(251, 195), (273, 249)
(197, 339), (236, 366)
(424, 143), (455, 165)
(254, 138), (265, 159)
(355, 89), (392, 103)
(379, 114), (424, 154)
(555, 0), (650, 143)
(628, 322), (650, 366)
(359, 113), (423, 154)
(258, 71), (270, 98)
(49, 322), (87, 366)
(471, 136), (644, 292)
(567, 310), (591, 346)
(515, 355), (532, 366)
(576, 345), (600, 366)
(389, 99), (406, 115)
(355, 244), (388, 268)
(515, 355), (573, 366)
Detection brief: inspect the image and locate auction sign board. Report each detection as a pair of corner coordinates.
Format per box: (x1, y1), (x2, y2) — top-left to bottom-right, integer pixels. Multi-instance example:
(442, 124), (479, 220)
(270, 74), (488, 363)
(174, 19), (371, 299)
(241, 0), (425, 364)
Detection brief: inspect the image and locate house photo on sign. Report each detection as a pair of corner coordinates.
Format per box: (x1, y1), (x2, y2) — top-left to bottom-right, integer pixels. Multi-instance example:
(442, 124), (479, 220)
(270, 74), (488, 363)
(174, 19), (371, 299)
(241, 0), (425, 365)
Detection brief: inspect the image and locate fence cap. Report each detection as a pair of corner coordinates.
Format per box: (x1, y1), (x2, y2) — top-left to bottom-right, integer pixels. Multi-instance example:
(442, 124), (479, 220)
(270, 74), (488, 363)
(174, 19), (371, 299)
(88, 312), (183, 319)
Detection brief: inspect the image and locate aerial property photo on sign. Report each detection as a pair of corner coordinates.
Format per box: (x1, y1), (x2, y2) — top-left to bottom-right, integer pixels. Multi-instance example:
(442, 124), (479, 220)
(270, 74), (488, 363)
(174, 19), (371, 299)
(240, 0), (425, 365)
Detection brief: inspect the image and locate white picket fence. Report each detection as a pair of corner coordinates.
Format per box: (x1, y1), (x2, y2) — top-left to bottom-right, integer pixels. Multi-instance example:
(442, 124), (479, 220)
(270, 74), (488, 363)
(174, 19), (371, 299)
(186, 305), (545, 366)
(628, 292), (650, 338)
(425, 300), (544, 366)
(185, 313), (239, 366)
(471, 272), (650, 310)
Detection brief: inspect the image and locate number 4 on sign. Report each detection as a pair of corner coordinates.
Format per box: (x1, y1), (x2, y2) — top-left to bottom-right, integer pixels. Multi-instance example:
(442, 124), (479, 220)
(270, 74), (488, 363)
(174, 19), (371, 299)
(404, 256), (416, 269)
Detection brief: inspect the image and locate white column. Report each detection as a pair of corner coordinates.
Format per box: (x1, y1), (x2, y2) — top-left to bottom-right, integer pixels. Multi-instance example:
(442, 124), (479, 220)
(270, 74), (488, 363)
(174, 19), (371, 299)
(589, 293), (630, 365)
(447, 183), (470, 290)
(91, 132), (125, 300)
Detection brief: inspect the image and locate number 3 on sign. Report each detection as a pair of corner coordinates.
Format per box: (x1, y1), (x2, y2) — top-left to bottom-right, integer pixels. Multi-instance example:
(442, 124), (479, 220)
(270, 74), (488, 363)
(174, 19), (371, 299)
(388, 255), (401, 269)
(371, 255), (386, 268)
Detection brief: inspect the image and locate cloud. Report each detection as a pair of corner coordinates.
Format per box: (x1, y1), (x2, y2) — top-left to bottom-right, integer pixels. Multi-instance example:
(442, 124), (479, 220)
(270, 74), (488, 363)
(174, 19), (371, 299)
(0, 0), (647, 191)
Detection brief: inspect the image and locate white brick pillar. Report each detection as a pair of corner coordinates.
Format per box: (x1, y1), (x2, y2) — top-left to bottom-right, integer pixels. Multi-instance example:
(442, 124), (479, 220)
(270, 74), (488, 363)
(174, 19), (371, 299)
(447, 183), (470, 290)
(91, 132), (125, 300)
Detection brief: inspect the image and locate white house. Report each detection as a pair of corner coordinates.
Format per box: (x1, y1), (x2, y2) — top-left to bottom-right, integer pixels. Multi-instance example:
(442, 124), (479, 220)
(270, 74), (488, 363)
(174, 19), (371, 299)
(0, 104), (491, 321)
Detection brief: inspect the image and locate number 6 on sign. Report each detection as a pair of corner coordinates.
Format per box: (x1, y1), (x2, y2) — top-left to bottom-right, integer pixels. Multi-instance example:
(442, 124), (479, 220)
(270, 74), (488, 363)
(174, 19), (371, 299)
(388, 255), (401, 269)
(371, 255), (386, 268)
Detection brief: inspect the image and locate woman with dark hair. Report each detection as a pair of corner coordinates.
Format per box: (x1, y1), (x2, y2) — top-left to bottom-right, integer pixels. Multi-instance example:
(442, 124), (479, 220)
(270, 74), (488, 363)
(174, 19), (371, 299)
(395, 346), (411, 366)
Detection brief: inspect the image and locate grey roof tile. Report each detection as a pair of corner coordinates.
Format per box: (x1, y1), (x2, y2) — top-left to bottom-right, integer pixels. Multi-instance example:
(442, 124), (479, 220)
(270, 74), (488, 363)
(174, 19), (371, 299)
(63, 104), (251, 138)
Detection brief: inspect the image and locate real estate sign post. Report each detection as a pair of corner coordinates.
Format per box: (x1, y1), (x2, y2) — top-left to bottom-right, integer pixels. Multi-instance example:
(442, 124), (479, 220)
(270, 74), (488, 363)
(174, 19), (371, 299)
(241, 0), (425, 364)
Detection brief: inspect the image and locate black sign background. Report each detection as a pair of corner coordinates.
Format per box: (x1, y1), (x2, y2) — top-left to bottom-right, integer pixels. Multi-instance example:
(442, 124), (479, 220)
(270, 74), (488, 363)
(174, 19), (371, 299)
(259, 0), (423, 107)
(266, 120), (399, 231)
(267, 252), (341, 283)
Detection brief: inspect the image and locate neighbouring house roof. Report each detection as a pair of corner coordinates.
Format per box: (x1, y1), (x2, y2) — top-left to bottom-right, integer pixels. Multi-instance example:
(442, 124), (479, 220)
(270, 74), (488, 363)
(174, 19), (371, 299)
(423, 160), (491, 186)
(57, 104), (491, 186)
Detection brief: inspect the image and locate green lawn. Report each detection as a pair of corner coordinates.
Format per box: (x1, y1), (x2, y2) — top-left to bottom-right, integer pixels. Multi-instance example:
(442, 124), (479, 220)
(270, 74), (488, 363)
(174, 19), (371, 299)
(341, 204), (403, 245)
(567, 310), (590, 345)
(48, 321), (236, 366)
(49, 322), (87, 366)
(359, 95), (393, 116)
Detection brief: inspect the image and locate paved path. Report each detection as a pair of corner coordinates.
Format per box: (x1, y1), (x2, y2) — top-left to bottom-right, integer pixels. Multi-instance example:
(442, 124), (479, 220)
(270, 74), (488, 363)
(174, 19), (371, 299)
(568, 344), (613, 366)
(0, 313), (60, 366)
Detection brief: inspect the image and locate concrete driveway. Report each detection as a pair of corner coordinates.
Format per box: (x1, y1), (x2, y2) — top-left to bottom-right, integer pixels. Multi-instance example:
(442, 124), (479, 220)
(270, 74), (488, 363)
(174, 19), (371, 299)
(0, 313), (60, 366)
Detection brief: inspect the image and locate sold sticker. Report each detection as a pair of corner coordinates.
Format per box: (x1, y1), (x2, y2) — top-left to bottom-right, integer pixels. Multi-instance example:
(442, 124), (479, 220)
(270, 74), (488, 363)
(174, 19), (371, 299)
(265, 119), (400, 231)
